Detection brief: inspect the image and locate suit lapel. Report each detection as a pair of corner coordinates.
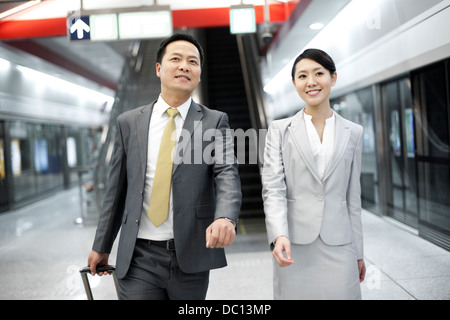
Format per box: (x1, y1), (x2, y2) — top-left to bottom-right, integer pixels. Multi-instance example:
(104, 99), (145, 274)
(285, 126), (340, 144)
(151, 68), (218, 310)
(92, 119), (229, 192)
(322, 113), (350, 181)
(288, 111), (323, 184)
(136, 102), (155, 176)
(173, 101), (203, 174)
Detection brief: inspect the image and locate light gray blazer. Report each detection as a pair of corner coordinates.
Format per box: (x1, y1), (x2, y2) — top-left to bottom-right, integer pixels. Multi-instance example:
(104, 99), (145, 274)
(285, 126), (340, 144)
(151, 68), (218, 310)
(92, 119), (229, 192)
(261, 110), (364, 259)
(92, 100), (242, 278)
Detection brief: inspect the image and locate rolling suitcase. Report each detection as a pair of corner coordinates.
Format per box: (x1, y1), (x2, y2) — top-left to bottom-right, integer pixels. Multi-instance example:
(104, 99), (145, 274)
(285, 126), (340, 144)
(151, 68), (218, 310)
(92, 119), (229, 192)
(79, 265), (120, 300)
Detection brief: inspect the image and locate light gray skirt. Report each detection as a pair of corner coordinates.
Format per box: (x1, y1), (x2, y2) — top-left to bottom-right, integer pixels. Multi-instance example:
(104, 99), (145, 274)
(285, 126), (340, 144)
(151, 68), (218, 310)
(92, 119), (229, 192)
(273, 236), (361, 300)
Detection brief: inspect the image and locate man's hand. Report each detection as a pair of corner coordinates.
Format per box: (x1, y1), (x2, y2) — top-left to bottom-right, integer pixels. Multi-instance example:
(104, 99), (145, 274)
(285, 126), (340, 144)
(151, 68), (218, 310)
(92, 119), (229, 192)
(87, 250), (110, 276)
(206, 218), (236, 248)
(272, 236), (295, 267)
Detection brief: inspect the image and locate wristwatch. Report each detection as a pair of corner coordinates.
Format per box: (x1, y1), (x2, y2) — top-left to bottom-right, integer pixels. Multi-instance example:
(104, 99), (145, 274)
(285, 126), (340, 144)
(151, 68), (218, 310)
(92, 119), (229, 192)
(223, 217), (236, 227)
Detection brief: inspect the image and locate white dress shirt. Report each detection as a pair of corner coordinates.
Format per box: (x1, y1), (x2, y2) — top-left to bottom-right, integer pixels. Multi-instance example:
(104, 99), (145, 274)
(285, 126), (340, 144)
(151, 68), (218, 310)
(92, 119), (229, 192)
(303, 110), (336, 180)
(137, 95), (191, 240)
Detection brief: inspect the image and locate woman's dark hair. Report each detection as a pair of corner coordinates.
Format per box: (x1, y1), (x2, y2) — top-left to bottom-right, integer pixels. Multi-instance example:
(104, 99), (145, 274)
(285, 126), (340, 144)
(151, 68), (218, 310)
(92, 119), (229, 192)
(156, 33), (205, 67)
(291, 49), (336, 80)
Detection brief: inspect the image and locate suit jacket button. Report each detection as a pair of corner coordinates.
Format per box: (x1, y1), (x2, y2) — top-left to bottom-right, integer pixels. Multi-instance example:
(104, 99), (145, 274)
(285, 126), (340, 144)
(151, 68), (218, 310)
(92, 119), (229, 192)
(135, 220), (140, 225)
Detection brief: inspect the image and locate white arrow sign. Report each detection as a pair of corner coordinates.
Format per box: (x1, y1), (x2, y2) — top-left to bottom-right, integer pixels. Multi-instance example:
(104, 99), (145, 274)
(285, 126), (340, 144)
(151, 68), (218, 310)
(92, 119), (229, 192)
(70, 19), (90, 39)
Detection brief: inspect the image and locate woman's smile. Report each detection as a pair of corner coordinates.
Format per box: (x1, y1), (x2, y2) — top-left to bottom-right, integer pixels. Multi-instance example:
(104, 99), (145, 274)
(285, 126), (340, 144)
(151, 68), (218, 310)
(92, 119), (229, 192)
(306, 89), (322, 96)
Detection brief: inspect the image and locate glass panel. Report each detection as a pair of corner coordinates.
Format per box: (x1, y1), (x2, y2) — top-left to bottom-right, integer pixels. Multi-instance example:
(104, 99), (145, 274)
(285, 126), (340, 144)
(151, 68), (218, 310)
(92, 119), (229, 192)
(331, 87), (378, 207)
(34, 124), (63, 194)
(0, 122), (8, 213)
(9, 121), (35, 202)
(419, 64), (449, 158)
(414, 61), (450, 235)
(0, 133), (5, 181)
(65, 126), (100, 188)
(399, 79), (418, 216)
(382, 81), (405, 212)
(418, 163), (450, 230)
(9, 121), (64, 203)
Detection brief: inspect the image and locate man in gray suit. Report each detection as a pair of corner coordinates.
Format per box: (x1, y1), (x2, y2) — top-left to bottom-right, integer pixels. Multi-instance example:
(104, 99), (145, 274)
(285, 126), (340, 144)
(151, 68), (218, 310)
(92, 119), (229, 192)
(87, 34), (242, 300)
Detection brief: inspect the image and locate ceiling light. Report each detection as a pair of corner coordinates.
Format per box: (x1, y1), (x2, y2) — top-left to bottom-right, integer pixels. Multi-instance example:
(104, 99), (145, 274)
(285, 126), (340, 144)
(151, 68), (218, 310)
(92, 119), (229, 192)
(230, 5), (257, 34)
(309, 23), (324, 30)
(0, 0), (41, 20)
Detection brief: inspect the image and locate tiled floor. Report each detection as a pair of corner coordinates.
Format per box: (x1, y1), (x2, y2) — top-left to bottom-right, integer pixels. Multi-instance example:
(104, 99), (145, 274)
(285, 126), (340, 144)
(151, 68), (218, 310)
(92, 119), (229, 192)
(0, 188), (448, 300)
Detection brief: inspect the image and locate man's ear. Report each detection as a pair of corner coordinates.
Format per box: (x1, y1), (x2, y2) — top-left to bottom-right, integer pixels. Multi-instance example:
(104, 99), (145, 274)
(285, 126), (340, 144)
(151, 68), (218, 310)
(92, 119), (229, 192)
(156, 62), (161, 78)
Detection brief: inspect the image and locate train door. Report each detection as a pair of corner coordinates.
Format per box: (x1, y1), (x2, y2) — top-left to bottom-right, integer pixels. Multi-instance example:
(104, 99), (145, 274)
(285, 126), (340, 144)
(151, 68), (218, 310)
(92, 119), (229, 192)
(381, 77), (419, 228)
(0, 121), (8, 213)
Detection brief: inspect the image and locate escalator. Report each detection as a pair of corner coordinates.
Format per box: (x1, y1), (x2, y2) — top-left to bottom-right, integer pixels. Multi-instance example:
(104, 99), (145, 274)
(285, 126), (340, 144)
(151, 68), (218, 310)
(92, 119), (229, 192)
(204, 27), (265, 218)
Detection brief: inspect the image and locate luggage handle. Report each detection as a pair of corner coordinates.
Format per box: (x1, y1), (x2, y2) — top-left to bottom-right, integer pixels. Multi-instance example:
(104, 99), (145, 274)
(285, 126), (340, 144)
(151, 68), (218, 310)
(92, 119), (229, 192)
(79, 265), (116, 274)
(79, 265), (120, 300)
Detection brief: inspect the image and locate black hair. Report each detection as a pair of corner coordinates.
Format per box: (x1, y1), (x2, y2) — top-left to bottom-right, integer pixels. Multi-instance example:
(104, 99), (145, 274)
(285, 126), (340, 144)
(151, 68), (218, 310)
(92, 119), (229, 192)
(156, 33), (205, 67)
(291, 49), (336, 80)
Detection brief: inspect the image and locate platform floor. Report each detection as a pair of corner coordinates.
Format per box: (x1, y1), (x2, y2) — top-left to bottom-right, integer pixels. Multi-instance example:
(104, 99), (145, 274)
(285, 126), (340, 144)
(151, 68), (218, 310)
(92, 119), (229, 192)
(0, 188), (448, 300)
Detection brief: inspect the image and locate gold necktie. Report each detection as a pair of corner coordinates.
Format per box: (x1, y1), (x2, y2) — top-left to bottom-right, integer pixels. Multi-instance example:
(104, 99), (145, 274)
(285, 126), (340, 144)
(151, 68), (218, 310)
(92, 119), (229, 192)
(148, 108), (180, 227)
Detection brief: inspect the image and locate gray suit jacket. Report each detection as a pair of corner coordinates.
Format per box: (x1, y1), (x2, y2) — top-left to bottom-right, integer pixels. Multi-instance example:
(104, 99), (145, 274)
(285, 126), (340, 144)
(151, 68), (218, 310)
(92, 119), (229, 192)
(92, 100), (242, 278)
(262, 110), (364, 259)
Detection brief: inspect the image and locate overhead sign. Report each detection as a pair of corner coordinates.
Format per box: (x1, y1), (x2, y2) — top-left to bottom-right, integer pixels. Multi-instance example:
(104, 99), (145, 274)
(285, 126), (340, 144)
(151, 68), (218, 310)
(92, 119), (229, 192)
(90, 13), (119, 41)
(118, 11), (172, 40)
(230, 5), (257, 34)
(69, 15), (90, 41)
(67, 6), (173, 42)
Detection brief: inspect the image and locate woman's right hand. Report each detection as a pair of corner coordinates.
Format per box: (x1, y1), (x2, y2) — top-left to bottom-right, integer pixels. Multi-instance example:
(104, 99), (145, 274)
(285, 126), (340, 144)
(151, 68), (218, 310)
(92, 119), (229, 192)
(273, 236), (295, 267)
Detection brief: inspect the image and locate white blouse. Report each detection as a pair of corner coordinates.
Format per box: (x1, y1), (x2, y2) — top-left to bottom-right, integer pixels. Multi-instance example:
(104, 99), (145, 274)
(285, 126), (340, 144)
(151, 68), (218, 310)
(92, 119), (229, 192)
(303, 110), (336, 180)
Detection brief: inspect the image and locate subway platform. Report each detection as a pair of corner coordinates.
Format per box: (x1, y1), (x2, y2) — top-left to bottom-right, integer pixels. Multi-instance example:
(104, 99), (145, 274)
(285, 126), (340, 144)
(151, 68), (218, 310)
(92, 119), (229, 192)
(0, 188), (449, 300)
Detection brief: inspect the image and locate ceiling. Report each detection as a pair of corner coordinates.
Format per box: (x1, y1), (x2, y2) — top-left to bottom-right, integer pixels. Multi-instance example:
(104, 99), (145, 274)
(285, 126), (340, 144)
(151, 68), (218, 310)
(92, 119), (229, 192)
(263, 0), (351, 81)
(0, 1), (27, 13)
(0, 0), (350, 97)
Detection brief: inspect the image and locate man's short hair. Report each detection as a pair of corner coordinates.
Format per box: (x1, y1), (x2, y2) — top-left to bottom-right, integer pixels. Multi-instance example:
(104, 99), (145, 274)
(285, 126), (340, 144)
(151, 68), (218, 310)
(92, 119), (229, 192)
(156, 33), (205, 67)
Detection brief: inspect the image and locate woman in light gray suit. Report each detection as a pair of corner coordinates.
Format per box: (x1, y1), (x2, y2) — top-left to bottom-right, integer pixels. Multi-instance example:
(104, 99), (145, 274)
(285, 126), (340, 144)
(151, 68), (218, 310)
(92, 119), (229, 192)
(262, 49), (366, 300)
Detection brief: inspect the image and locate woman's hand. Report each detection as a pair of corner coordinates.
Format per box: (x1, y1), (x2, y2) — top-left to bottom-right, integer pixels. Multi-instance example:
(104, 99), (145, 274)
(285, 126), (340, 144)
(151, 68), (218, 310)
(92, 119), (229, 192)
(358, 259), (366, 283)
(272, 236), (295, 267)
